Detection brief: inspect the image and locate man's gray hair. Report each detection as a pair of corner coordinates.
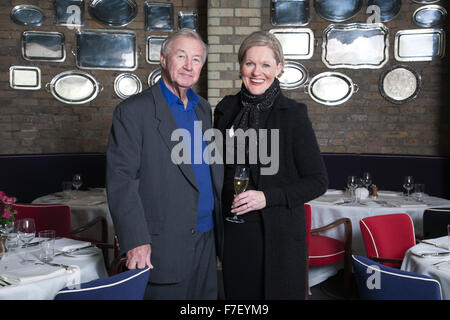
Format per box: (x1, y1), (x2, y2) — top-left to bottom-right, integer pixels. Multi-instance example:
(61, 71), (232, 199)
(161, 28), (208, 64)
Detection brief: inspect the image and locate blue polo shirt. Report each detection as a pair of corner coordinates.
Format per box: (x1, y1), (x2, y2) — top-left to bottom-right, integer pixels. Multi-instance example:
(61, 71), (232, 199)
(159, 80), (214, 234)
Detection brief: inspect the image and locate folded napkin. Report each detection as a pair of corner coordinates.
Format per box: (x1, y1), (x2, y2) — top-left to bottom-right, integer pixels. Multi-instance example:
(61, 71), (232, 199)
(0, 263), (66, 285)
(54, 238), (91, 252)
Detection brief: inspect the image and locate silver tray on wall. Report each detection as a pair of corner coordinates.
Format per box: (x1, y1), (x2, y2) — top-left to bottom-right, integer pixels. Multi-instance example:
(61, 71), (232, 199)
(367, 0), (402, 22)
(144, 1), (173, 32)
(146, 36), (166, 64)
(114, 73), (142, 99)
(46, 70), (103, 104)
(394, 28), (445, 62)
(21, 31), (66, 62)
(322, 23), (389, 69)
(412, 5), (447, 28)
(278, 61), (308, 89)
(270, 0), (310, 26)
(148, 68), (162, 86)
(10, 5), (45, 26)
(314, 0), (363, 22)
(88, 0), (137, 27)
(269, 28), (314, 60)
(9, 66), (41, 90)
(54, 0), (85, 27)
(412, 0), (440, 3)
(307, 72), (358, 105)
(75, 29), (138, 71)
(178, 11), (198, 30)
(379, 65), (421, 104)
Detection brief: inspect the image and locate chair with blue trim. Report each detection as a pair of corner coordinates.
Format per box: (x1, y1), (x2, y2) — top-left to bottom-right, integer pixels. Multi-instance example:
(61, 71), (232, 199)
(352, 254), (442, 300)
(54, 266), (150, 300)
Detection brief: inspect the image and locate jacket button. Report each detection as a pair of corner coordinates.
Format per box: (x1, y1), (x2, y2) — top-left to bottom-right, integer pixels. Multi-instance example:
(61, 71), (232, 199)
(191, 228), (196, 234)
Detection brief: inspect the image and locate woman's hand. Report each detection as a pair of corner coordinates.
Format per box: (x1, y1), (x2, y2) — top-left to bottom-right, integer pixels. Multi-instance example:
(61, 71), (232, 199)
(231, 190), (266, 215)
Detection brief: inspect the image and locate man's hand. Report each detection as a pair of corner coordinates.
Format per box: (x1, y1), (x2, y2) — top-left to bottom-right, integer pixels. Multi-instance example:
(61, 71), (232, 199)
(126, 244), (153, 270)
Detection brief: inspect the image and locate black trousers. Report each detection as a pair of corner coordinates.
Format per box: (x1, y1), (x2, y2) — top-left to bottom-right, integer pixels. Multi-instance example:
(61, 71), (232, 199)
(222, 212), (264, 300)
(144, 229), (218, 300)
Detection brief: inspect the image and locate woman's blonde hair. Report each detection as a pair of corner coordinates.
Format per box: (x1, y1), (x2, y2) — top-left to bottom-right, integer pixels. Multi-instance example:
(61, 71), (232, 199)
(237, 31), (284, 74)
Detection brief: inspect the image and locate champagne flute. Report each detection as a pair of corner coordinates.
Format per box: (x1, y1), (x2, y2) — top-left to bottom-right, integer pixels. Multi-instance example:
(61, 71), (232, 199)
(362, 172), (372, 190)
(347, 175), (358, 203)
(226, 166), (249, 224)
(18, 218), (36, 262)
(403, 176), (414, 200)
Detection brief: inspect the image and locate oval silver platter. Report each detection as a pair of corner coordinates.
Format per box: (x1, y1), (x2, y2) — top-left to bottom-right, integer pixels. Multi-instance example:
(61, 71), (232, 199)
(10, 5), (45, 26)
(379, 65), (421, 104)
(269, 28), (314, 60)
(270, 0), (310, 26)
(88, 0), (137, 27)
(21, 31), (66, 62)
(9, 66), (41, 90)
(279, 61), (308, 90)
(148, 68), (162, 87)
(413, 5), (447, 28)
(46, 70), (102, 104)
(307, 72), (357, 105)
(114, 73), (142, 99)
(314, 0), (362, 22)
(394, 28), (445, 62)
(322, 23), (389, 69)
(367, 0), (402, 22)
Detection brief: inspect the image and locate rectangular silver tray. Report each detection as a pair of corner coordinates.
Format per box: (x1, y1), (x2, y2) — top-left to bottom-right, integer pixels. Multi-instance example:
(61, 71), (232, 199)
(53, 0), (84, 27)
(269, 28), (314, 59)
(394, 28), (445, 61)
(75, 29), (137, 71)
(9, 66), (41, 90)
(322, 23), (389, 69)
(146, 35), (166, 64)
(270, 0), (310, 26)
(21, 31), (66, 62)
(144, 1), (173, 32)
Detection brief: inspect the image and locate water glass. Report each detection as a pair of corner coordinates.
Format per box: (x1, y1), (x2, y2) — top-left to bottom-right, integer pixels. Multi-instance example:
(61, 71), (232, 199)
(413, 183), (425, 202)
(62, 181), (73, 199)
(5, 221), (19, 252)
(38, 230), (56, 262)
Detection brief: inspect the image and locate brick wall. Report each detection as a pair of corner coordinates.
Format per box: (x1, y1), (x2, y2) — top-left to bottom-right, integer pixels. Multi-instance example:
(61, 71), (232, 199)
(1, 0), (449, 156)
(207, 0), (450, 156)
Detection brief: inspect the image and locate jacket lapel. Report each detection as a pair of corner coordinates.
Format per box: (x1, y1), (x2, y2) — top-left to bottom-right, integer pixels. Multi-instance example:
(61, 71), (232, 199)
(151, 84), (199, 191)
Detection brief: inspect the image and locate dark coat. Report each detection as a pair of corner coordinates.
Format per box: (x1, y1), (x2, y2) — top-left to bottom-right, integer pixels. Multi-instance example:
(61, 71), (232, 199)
(214, 92), (328, 299)
(107, 83), (224, 284)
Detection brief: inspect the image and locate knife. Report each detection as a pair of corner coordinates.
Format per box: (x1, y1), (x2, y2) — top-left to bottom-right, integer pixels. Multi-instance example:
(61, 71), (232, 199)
(54, 244), (96, 256)
(420, 240), (450, 250)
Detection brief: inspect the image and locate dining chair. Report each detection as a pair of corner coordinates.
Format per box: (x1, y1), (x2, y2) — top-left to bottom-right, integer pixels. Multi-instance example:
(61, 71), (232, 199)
(423, 207), (450, 239)
(352, 254), (442, 300)
(360, 213), (416, 268)
(54, 267), (150, 300)
(12, 203), (111, 263)
(304, 203), (353, 299)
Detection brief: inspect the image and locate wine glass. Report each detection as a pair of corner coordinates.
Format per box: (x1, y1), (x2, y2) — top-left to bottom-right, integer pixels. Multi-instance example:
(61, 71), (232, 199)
(72, 174), (83, 191)
(362, 172), (372, 190)
(347, 175), (358, 203)
(18, 218), (36, 262)
(226, 166), (249, 224)
(403, 176), (414, 200)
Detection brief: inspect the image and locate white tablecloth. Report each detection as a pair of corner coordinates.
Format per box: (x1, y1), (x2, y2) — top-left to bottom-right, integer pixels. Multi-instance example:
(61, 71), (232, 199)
(307, 190), (450, 288)
(32, 189), (116, 263)
(401, 236), (450, 300)
(0, 238), (108, 299)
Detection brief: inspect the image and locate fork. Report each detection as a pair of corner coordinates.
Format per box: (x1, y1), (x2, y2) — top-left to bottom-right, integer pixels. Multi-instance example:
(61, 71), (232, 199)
(35, 260), (71, 270)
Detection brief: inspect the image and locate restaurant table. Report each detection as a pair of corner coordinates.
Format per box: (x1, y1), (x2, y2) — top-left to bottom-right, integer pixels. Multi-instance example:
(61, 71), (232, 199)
(307, 190), (450, 288)
(0, 238), (108, 300)
(32, 188), (115, 263)
(401, 236), (450, 300)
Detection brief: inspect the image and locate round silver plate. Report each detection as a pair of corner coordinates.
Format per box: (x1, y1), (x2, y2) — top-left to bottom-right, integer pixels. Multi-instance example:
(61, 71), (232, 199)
(88, 0), (137, 27)
(46, 70), (102, 104)
(279, 61), (308, 90)
(114, 73), (142, 99)
(10, 5), (45, 26)
(148, 68), (162, 87)
(379, 65), (421, 104)
(413, 5), (447, 28)
(308, 72), (357, 105)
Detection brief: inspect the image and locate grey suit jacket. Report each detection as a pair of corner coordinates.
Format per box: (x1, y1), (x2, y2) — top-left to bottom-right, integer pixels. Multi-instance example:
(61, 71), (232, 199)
(106, 83), (223, 284)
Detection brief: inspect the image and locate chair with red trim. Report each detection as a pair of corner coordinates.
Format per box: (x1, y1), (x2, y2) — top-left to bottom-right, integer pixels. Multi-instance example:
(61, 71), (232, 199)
(305, 203), (353, 299)
(12, 203), (111, 263)
(359, 213), (416, 268)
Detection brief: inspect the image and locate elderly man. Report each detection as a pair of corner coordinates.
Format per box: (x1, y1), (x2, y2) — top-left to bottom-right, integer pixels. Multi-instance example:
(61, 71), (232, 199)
(106, 29), (223, 300)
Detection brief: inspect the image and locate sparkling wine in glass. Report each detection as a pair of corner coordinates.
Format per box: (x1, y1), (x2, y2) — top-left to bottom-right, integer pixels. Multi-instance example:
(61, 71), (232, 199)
(403, 176), (414, 200)
(226, 166), (249, 224)
(18, 218), (36, 262)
